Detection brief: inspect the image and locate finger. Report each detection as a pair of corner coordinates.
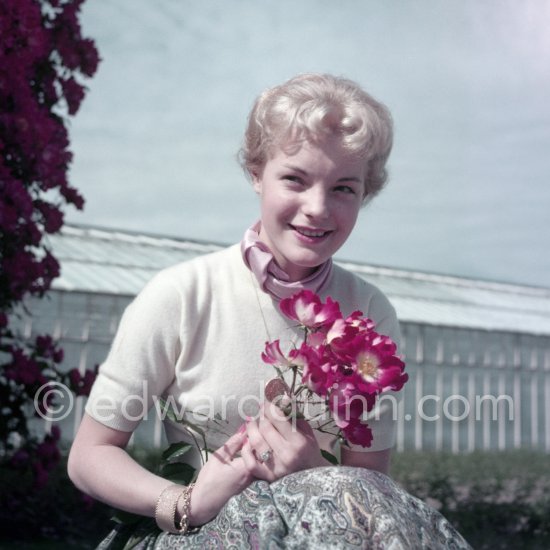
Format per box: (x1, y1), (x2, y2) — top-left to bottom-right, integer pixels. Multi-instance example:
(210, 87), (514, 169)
(216, 429), (246, 462)
(256, 413), (289, 456)
(241, 438), (260, 473)
(261, 401), (295, 439)
(245, 417), (271, 457)
(263, 399), (290, 424)
(242, 439), (276, 482)
(259, 404), (317, 460)
(295, 417), (316, 438)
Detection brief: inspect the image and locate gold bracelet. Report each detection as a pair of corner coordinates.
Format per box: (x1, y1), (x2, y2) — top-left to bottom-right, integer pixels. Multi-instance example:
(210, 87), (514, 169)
(155, 484), (185, 534)
(176, 483), (195, 535)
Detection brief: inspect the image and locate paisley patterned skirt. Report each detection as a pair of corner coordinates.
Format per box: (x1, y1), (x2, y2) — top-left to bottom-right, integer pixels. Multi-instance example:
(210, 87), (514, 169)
(97, 466), (471, 549)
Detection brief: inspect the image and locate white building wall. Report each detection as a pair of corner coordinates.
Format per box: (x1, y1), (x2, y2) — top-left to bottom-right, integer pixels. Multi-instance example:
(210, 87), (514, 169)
(399, 323), (550, 453)
(12, 290), (550, 454)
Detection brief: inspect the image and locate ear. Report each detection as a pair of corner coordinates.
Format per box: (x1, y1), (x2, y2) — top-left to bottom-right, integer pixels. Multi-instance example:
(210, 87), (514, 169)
(251, 171), (262, 194)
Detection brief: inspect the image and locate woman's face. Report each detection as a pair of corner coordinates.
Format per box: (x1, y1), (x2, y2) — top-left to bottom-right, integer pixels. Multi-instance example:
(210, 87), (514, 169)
(253, 136), (365, 281)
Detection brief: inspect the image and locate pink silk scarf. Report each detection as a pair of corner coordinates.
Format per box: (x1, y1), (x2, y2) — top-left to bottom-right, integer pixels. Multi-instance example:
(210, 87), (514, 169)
(241, 221), (333, 301)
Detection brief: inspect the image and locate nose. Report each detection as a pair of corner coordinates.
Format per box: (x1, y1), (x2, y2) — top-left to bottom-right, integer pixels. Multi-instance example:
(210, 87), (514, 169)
(302, 186), (330, 220)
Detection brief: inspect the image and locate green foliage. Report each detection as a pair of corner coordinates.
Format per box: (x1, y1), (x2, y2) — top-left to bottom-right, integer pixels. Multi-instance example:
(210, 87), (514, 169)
(320, 449), (339, 465)
(0, 453), (112, 548)
(391, 450), (550, 549)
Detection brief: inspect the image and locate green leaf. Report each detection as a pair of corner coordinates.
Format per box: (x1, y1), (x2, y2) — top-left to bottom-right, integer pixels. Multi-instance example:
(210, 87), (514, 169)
(122, 518), (159, 550)
(111, 509), (144, 526)
(321, 449), (339, 465)
(159, 462), (196, 484)
(157, 398), (180, 423)
(161, 442), (193, 462)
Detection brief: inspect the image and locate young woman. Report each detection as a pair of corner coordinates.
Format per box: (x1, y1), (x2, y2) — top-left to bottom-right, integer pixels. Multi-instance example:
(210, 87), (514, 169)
(69, 73), (471, 548)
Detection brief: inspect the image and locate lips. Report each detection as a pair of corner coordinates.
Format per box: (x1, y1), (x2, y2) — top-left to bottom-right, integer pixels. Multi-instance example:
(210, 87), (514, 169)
(291, 225), (332, 238)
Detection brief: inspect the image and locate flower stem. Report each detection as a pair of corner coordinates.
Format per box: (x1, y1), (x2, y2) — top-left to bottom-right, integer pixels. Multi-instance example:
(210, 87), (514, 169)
(290, 365), (297, 396)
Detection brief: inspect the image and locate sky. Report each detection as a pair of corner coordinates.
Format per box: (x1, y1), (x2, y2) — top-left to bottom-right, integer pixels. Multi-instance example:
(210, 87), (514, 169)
(67, 0), (550, 288)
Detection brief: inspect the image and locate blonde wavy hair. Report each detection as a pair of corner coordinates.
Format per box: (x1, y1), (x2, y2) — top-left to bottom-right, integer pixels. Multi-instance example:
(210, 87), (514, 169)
(238, 73), (393, 200)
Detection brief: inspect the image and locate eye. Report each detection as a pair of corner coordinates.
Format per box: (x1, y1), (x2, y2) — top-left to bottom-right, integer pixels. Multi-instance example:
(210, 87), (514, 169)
(334, 184), (357, 194)
(283, 175), (304, 184)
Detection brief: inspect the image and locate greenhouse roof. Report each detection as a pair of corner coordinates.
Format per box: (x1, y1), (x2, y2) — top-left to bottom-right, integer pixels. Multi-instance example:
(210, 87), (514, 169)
(47, 225), (550, 336)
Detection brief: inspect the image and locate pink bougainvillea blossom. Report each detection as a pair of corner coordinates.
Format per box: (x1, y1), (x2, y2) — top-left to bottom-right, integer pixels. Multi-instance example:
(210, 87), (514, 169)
(68, 367), (97, 397)
(0, 0), (99, 490)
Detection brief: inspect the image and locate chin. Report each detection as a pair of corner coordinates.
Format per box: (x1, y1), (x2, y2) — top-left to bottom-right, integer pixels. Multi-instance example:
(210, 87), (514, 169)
(290, 256), (328, 272)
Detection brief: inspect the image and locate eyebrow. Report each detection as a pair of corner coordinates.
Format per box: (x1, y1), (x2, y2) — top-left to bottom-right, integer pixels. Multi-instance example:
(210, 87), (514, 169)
(282, 164), (362, 183)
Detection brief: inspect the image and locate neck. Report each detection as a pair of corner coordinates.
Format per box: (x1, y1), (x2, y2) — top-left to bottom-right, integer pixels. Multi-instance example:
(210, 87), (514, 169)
(241, 221), (333, 300)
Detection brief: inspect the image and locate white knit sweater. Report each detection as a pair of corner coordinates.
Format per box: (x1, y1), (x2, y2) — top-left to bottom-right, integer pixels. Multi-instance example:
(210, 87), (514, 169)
(86, 244), (402, 466)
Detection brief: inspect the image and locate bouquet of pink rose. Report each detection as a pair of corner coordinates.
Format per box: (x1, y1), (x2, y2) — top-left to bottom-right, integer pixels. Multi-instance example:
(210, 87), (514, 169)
(261, 290), (408, 448)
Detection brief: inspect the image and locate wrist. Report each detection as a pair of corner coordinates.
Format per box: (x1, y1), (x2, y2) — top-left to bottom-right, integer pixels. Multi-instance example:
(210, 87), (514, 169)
(175, 483), (195, 534)
(154, 484), (183, 533)
(181, 484), (214, 527)
(155, 483), (196, 534)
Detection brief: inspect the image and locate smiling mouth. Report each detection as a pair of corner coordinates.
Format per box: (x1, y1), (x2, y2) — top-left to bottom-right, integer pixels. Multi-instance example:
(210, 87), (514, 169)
(291, 225), (332, 238)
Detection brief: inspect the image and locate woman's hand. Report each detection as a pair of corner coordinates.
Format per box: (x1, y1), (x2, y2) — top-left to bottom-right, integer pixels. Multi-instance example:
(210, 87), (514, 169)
(187, 430), (253, 526)
(241, 401), (329, 482)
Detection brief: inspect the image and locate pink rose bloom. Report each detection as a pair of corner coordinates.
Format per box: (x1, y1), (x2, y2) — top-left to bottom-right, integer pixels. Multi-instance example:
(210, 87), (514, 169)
(290, 343), (334, 396)
(261, 339), (293, 368)
(328, 380), (376, 429)
(338, 332), (408, 394)
(280, 290), (341, 329)
(342, 417), (373, 448)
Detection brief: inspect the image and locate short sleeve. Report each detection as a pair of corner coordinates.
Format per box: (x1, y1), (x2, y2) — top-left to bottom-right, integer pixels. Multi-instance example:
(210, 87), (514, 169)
(85, 270), (184, 432)
(369, 289), (402, 348)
